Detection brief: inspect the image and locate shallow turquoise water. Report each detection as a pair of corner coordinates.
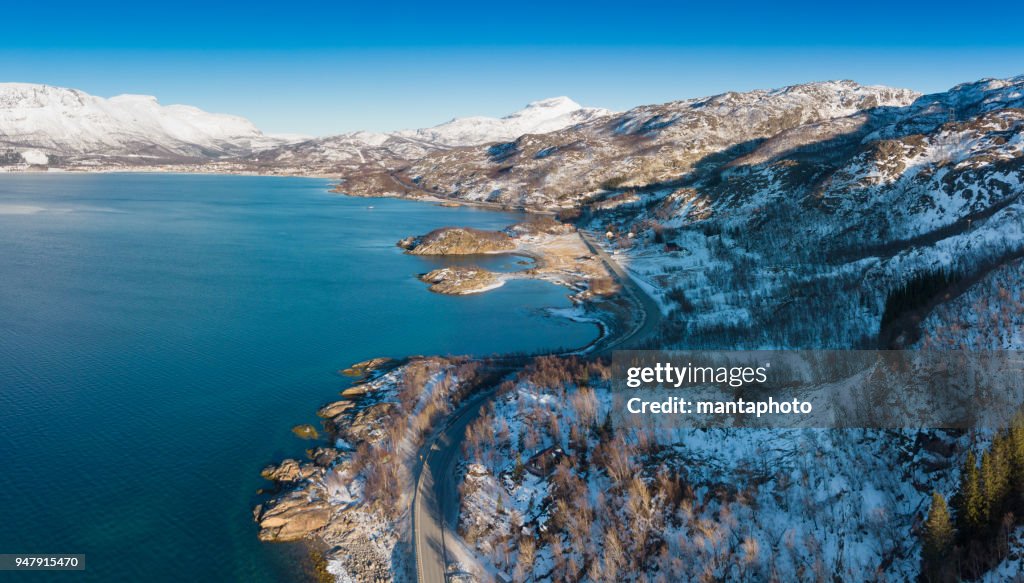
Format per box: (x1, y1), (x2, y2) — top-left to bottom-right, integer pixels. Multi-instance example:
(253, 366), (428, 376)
(0, 173), (596, 581)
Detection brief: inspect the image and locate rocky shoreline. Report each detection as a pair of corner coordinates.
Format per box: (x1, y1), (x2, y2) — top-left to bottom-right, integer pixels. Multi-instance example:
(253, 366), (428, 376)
(253, 357), (409, 581)
(254, 215), (630, 582)
(254, 354), (520, 582)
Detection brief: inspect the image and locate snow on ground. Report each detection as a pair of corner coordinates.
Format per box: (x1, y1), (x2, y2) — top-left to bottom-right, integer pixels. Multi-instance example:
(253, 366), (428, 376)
(454, 371), (964, 581)
(917, 257), (1024, 349)
(19, 149), (48, 164)
(983, 527), (1024, 582)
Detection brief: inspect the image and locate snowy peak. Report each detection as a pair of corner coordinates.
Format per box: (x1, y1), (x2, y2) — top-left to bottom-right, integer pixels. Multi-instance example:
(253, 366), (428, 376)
(508, 96), (583, 119)
(928, 75), (1024, 114)
(395, 96), (612, 147)
(0, 83), (290, 162)
(0, 84), (89, 111)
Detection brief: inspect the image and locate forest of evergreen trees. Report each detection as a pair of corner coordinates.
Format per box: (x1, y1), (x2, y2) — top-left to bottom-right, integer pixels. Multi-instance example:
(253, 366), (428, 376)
(921, 412), (1024, 581)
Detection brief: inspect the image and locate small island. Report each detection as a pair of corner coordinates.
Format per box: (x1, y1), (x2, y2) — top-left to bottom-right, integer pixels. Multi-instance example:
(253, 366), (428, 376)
(398, 226), (515, 255)
(419, 265), (503, 294)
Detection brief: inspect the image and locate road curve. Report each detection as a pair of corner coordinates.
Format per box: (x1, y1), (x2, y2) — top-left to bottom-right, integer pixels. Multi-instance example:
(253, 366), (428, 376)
(412, 388), (497, 583)
(412, 231), (662, 582)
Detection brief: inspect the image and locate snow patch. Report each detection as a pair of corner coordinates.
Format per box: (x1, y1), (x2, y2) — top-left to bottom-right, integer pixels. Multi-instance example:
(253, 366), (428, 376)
(20, 149), (48, 165)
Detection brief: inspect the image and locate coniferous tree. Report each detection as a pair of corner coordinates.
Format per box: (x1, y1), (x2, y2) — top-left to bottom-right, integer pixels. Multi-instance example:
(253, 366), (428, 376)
(981, 450), (995, 526)
(958, 451), (985, 537)
(990, 436), (1012, 521)
(948, 411), (1024, 578)
(1009, 413), (1024, 494)
(922, 491), (955, 582)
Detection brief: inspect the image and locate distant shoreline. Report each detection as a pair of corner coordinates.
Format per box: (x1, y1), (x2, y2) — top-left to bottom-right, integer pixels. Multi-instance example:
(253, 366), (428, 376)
(0, 166), (339, 180)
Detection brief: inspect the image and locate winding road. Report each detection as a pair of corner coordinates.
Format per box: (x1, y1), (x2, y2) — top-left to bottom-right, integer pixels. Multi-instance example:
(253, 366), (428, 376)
(411, 230), (663, 582)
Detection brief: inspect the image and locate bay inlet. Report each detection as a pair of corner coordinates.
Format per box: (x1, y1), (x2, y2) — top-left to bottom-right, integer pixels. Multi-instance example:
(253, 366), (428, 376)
(0, 173), (597, 581)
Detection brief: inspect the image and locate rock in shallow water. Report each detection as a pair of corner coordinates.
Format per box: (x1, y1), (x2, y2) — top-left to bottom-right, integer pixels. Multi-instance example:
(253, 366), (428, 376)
(291, 424), (320, 440)
(308, 447), (339, 467)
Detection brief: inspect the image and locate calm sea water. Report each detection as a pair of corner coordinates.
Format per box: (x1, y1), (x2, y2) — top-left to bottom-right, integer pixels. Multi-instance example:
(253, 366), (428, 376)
(0, 173), (596, 581)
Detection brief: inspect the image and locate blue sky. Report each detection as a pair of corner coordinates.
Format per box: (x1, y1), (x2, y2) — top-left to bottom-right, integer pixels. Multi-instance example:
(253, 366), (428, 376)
(2, 0), (1022, 135)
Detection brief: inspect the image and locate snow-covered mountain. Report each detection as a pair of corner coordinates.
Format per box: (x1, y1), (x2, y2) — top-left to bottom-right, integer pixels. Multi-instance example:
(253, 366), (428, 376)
(0, 84), (609, 171)
(0, 83), (294, 165)
(248, 97), (612, 174)
(338, 80), (924, 206)
(393, 96), (610, 146)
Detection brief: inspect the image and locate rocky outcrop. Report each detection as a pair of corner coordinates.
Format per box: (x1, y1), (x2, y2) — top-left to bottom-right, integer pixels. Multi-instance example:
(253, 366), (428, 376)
(510, 216), (575, 236)
(256, 452), (346, 542)
(261, 458), (318, 483)
(419, 266), (502, 294)
(256, 356), (460, 579)
(254, 482), (331, 542)
(317, 399), (355, 418)
(340, 384), (371, 397)
(340, 357), (394, 377)
(308, 447), (339, 467)
(346, 402), (397, 443)
(400, 227), (515, 255)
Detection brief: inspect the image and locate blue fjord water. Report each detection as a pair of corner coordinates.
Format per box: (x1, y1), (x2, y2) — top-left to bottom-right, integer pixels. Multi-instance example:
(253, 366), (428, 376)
(0, 173), (597, 581)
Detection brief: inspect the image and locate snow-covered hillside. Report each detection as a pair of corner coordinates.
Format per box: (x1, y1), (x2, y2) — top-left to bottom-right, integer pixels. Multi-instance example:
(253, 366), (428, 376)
(577, 76), (1024, 349)
(0, 83), (293, 164)
(457, 366), (953, 582)
(338, 80), (922, 205)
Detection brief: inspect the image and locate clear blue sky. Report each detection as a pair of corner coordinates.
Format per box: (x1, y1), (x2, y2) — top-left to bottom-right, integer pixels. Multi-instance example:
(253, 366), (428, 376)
(2, 0), (1022, 135)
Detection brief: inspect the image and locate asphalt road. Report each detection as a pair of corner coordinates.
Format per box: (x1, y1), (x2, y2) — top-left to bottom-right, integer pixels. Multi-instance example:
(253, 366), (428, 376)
(412, 388), (497, 583)
(578, 231), (664, 350)
(412, 230), (663, 582)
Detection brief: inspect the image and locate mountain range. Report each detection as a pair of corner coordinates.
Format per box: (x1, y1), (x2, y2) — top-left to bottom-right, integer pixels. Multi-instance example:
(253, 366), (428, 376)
(0, 84), (609, 169)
